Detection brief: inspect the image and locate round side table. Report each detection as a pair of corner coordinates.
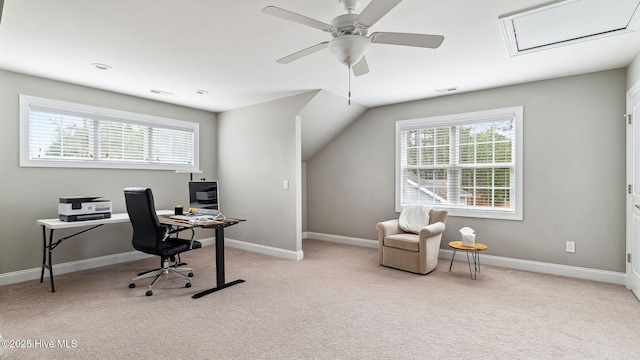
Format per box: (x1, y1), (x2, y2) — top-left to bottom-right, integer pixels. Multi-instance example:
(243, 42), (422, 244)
(448, 241), (488, 280)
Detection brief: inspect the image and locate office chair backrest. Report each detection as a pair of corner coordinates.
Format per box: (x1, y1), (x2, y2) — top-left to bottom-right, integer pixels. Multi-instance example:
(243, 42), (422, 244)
(124, 187), (165, 255)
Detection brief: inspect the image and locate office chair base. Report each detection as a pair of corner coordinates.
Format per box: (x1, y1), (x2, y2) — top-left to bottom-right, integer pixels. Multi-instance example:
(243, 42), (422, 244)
(143, 280), (191, 296)
(129, 261), (194, 296)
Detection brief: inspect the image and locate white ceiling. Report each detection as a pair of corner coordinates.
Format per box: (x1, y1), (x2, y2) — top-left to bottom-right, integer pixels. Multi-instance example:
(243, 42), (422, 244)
(2, 0), (640, 113)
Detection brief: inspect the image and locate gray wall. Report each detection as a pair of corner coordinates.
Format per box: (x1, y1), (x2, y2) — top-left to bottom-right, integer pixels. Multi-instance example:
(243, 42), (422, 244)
(217, 93), (316, 252)
(0, 70), (216, 274)
(307, 69), (627, 272)
(1, 65), (632, 275)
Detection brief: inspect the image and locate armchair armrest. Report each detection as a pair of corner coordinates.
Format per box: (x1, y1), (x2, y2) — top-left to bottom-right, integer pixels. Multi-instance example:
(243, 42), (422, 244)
(419, 222), (445, 241)
(376, 219), (402, 238)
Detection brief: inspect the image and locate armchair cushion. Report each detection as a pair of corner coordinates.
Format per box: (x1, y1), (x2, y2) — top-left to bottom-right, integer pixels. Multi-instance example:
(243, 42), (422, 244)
(384, 234), (419, 252)
(398, 204), (432, 234)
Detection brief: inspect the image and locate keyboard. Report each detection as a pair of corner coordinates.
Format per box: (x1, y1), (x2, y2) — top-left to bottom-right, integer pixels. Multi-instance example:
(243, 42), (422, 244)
(170, 215), (217, 222)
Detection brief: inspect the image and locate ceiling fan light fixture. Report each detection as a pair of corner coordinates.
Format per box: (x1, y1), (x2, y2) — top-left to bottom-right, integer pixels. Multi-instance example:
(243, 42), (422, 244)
(329, 35), (371, 66)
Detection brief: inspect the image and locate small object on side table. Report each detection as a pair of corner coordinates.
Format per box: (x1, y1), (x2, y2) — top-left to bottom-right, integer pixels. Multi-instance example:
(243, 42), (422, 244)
(448, 241), (488, 280)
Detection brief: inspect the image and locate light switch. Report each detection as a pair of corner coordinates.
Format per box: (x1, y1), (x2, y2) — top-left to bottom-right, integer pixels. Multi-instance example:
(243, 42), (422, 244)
(283, 180), (289, 190)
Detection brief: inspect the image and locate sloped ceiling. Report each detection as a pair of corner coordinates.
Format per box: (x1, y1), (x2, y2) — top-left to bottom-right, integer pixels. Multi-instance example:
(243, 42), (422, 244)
(300, 90), (368, 161)
(2, 0), (640, 113)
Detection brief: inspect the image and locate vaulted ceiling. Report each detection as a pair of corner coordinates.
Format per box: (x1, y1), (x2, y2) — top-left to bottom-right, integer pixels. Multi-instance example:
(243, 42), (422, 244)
(1, 0), (640, 113)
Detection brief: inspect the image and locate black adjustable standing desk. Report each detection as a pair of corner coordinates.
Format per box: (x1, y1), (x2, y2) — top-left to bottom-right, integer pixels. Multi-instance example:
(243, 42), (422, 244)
(158, 215), (246, 299)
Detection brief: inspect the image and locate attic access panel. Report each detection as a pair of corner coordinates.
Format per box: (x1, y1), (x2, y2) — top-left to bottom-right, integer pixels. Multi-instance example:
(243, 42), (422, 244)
(499, 0), (640, 56)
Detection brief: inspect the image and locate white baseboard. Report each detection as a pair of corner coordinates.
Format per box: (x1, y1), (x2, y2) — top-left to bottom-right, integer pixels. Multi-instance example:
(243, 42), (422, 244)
(1, 233), (625, 287)
(225, 238), (304, 260)
(305, 232), (626, 285)
(305, 232), (378, 249)
(0, 236), (302, 287)
(0, 250), (154, 287)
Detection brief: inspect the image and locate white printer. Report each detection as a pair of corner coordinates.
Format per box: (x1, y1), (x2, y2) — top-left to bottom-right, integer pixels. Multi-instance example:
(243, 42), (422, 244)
(58, 196), (112, 222)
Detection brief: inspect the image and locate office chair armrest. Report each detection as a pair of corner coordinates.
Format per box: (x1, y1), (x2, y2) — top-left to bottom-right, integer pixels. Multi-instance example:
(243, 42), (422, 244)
(167, 226), (191, 237)
(165, 226), (197, 249)
(186, 229), (196, 249)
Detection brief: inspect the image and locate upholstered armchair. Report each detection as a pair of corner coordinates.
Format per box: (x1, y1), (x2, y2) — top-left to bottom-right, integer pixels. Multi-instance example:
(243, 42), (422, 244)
(377, 206), (448, 274)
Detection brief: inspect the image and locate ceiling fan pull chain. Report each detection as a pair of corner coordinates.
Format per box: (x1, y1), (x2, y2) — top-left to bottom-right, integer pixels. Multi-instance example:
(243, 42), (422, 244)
(348, 63), (351, 105)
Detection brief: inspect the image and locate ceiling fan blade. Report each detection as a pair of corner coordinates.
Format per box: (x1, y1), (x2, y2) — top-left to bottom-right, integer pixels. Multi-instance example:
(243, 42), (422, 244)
(352, 56), (370, 77)
(262, 6), (333, 32)
(370, 32), (444, 48)
(277, 42), (329, 64)
(356, 0), (403, 28)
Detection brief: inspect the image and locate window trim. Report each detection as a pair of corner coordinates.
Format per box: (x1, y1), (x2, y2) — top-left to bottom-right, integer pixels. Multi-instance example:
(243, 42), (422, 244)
(19, 94), (200, 171)
(395, 106), (523, 220)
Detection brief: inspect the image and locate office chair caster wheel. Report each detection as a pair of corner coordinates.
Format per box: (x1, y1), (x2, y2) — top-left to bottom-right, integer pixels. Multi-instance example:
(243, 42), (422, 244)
(146, 290), (153, 296)
(185, 283), (192, 288)
(129, 283), (135, 288)
(188, 272), (194, 277)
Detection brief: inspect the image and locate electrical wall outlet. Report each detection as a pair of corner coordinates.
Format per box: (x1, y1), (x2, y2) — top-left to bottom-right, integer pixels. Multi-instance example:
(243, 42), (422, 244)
(566, 241), (576, 253)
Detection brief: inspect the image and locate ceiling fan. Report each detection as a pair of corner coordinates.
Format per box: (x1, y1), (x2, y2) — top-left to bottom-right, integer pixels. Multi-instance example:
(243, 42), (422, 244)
(262, 0), (445, 77)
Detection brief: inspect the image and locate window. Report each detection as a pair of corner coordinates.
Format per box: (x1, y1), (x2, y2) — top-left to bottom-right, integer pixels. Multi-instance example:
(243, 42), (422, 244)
(396, 106), (523, 220)
(20, 95), (199, 171)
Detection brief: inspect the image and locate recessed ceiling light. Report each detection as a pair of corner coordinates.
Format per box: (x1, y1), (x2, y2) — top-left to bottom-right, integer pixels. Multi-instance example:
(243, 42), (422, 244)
(150, 89), (173, 95)
(91, 63), (112, 70)
(196, 90), (209, 95)
(435, 87), (458, 93)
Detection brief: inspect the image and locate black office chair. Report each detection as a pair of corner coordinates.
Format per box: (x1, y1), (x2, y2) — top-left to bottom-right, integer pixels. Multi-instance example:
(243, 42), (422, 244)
(124, 187), (202, 296)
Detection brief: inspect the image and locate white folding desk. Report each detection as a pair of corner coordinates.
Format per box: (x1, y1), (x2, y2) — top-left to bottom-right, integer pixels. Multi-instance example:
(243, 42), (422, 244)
(37, 211), (173, 292)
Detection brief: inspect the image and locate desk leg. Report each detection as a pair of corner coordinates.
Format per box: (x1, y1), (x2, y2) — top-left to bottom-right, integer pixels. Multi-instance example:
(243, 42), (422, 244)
(215, 227), (225, 286)
(40, 226), (46, 283)
(40, 227), (56, 292)
(192, 226), (244, 299)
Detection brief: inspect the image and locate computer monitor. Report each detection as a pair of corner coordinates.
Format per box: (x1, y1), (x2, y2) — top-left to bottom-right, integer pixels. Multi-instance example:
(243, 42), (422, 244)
(188, 181), (219, 215)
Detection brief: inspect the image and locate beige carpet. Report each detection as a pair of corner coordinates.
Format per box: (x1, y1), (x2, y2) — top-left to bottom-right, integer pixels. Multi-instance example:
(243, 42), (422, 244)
(1, 239), (639, 359)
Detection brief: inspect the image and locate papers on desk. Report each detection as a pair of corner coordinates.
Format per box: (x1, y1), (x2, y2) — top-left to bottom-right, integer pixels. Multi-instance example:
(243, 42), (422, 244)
(170, 215), (196, 221)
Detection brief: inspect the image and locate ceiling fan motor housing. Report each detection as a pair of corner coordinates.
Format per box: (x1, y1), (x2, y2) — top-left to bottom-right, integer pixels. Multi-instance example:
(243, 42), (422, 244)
(331, 14), (367, 36)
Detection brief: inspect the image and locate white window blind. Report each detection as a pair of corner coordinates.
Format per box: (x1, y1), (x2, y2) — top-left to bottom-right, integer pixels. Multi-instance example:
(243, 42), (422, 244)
(20, 95), (199, 171)
(396, 106), (523, 220)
